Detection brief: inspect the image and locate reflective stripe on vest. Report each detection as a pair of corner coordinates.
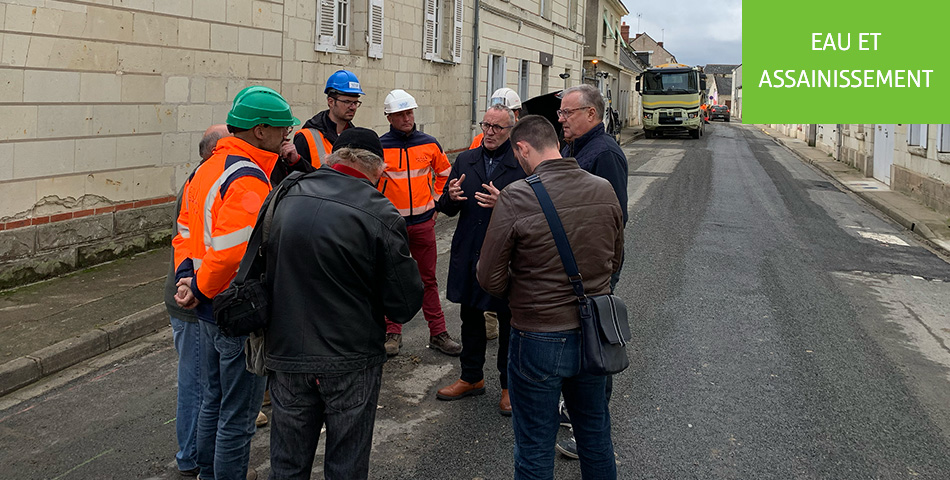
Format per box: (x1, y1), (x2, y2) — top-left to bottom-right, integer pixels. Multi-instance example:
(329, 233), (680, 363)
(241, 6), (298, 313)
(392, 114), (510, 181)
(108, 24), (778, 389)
(301, 128), (330, 168)
(202, 159), (266, 252)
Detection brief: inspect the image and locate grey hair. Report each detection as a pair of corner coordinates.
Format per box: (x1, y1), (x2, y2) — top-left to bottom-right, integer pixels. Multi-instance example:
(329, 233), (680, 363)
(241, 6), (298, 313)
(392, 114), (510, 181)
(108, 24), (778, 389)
(487, 104), (516, 126)
(562, 84), (605, 119)
(198, 131), (226, 160)
(324, 147), (385, 175)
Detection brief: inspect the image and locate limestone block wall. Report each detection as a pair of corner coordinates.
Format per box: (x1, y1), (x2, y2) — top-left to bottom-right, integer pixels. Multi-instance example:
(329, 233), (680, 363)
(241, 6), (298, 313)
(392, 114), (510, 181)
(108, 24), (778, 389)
(279, 0), (477, 152)
(839, 124), (871, 176)
(0, 0), (283, 287)
(891, 125), (950, 217)
(475, 0), (585, 124)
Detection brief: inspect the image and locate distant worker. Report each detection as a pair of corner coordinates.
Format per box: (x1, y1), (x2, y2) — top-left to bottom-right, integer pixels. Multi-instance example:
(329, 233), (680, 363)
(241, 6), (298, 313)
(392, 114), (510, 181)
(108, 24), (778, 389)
(469, 88), (523, 150)
(273, 70), (364, 183)
(378, 89), (462, 357)
(173, 86), (300, 480)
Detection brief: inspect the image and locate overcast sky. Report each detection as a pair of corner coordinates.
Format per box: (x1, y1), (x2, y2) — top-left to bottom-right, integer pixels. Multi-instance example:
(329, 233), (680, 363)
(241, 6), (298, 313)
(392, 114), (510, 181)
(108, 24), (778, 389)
(619, 0), (742, 67)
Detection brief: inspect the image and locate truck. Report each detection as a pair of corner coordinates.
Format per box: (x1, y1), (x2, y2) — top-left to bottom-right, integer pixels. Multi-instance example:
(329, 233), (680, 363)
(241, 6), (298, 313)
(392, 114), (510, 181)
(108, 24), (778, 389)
(636, 63), (707, 139)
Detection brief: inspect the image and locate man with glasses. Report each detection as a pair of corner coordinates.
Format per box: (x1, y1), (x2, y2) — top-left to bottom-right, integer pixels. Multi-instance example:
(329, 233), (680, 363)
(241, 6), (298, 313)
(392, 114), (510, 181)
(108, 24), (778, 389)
(274, 70), (364, 183)
(555, 84), (629, 459)
(173, 86), (300, 480)
(435, 105), (526, 414)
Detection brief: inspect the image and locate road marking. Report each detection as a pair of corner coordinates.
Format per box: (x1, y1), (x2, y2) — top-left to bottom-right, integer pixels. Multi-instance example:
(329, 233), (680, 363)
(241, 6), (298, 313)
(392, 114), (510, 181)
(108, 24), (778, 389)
(627, 148), (684, 210)
(51, 448), (114, 480)
(857, 231), (909, 246)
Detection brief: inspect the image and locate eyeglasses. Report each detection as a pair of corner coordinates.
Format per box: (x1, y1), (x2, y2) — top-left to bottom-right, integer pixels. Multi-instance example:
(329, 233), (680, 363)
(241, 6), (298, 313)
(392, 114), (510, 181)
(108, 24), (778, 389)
(258, 125), (294, 134)
(332, 97), (362, 108)
(479, 122), (512, 133)
(556, 106), (593, 118)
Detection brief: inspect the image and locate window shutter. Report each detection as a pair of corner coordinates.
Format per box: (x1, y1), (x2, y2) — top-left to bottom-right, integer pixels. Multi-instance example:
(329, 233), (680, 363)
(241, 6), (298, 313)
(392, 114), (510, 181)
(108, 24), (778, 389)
(921, 125), (928, 149)
(423, 0), (437, 60)
(315, 0), (338, 53)
(367, 0), (384, 59)
(452, 0), (464, 63)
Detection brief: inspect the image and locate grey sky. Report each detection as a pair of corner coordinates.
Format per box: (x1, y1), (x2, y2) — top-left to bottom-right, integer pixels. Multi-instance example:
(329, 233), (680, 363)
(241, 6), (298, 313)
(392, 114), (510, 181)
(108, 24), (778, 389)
(620, 0), (742, 67)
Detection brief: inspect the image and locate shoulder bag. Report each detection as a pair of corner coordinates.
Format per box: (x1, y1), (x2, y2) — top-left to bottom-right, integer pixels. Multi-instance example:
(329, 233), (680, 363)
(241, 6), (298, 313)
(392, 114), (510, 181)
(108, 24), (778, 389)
(525, 173), (631, 376)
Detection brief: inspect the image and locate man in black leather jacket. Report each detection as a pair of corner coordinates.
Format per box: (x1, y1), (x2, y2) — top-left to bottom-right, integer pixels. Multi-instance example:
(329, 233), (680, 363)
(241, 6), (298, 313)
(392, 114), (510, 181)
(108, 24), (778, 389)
(264, 128), (423, 480)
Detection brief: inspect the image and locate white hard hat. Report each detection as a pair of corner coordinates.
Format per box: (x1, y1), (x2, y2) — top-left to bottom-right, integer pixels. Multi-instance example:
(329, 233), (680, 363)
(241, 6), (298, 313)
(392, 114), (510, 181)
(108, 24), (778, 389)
(490, 87), (522, 110)
(384, 89), (418, 114)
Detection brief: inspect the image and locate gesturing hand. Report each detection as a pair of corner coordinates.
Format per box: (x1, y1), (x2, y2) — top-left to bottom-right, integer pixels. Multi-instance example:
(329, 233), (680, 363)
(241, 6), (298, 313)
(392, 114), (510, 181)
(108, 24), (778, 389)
(475, 181), (500, 209)
(448, 173), (468, 201)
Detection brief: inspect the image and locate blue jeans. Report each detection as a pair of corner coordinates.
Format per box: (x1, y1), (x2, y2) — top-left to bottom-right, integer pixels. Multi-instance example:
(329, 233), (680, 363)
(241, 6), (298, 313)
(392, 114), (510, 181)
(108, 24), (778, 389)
(171, 316), (202, 472)
(268, 364), (383, 480)
(508, 327), (616, 480)
(197, 321), (267, 480)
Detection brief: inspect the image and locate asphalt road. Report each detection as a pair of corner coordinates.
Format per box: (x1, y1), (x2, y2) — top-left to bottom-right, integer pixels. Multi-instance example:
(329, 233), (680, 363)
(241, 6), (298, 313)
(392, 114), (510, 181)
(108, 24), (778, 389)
(3, 122), (950, 479)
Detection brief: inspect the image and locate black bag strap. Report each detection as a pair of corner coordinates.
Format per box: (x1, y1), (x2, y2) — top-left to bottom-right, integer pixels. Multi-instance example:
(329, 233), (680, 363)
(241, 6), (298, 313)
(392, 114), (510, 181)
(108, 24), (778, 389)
(232, 171), (305, 284)
(525, 174), (586, 301)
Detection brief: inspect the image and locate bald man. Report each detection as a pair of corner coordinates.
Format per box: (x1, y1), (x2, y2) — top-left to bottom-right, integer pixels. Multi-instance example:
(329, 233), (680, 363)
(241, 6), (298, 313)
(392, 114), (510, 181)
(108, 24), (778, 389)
(165, 124), (228, 477)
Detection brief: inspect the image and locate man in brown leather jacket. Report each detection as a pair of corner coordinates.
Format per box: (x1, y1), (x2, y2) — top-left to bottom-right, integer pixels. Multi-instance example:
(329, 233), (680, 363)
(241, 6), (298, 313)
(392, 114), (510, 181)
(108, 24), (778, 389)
(477, 115), (623, 480)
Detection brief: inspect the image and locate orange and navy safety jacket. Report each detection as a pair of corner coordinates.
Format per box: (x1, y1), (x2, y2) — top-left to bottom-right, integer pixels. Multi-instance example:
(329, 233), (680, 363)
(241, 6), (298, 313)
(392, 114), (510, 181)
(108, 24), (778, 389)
(469, 133), (483, 150)
(378, 125), (452, 225)
(172, 136), (277, 322)
(292, 110), (353, 169)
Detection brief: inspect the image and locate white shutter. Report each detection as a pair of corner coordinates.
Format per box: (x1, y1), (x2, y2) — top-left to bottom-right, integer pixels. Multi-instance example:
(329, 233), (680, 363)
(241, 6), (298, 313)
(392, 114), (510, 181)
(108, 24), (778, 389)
(315, 0), (338, 53)
(423, 0), (437, 60)
(451, 0), (463, 63)
(367, 0), (384, 59)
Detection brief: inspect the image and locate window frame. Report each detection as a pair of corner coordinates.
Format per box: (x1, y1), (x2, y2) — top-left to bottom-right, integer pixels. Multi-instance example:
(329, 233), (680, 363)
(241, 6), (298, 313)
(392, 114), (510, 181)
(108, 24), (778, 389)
(315, 0), (351, 53)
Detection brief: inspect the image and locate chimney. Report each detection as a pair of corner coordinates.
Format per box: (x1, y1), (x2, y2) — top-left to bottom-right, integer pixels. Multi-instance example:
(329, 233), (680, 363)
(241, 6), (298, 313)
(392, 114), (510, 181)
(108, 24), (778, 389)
(634, 33), (642, 40)
(657, 41), (664, 48)
(621, 24), (630, 42)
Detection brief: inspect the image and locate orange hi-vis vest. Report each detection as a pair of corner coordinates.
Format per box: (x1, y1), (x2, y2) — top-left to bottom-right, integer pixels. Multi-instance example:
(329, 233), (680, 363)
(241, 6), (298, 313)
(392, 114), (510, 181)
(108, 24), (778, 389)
(469, 133), (483, 150)
(378, 127), (452, 218)
(296, 127), (333, 169)
(172, 137), (277, 319)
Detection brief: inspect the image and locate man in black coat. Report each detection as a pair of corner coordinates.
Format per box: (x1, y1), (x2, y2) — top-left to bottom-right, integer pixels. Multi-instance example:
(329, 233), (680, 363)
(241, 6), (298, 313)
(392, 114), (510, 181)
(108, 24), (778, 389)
(434, 105), (526, 415)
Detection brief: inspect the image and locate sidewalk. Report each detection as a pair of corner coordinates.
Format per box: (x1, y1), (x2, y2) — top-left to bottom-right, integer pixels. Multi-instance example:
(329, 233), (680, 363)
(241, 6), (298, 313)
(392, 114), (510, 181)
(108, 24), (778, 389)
(758, 125), (950, 255)
(15, 124), (895, 398)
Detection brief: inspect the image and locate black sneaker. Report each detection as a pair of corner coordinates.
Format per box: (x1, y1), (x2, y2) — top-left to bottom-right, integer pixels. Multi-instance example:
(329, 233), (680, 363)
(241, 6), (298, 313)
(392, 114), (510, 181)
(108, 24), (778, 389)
(556, 436), (578, 459)
(558, 400), (571, 427)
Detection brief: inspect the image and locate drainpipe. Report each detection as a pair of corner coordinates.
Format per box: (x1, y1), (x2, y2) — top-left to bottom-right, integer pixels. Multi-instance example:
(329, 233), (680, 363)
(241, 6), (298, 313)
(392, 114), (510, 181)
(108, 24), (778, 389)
(470, 0), (481, 130)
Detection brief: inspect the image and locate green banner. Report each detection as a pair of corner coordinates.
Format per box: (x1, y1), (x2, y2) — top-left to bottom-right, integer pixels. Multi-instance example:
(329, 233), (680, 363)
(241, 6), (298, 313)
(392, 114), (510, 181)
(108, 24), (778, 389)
(743, 1), (945, 123)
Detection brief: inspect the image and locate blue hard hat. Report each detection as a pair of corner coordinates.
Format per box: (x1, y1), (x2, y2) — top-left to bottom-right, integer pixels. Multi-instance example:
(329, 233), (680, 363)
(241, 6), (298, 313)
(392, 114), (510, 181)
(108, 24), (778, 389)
(325, 70), (365, 95)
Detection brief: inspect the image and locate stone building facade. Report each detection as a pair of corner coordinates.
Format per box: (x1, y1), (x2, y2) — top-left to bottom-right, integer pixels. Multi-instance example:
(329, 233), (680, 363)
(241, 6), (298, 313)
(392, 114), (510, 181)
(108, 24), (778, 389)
(0, 0), (586, 288)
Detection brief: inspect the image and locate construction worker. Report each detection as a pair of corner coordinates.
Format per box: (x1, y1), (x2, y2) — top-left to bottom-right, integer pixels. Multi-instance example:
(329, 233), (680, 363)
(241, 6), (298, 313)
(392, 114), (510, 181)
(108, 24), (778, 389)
(173, 86), (299, 480)
(469, 87), (523, 150)
(378, 89), (461, 357)
(273, 70), (364, 183)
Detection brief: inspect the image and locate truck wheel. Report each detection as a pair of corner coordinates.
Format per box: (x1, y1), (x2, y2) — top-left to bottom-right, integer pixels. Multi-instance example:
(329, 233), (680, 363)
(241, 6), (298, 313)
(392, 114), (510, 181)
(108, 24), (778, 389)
(690, 128), (700, 139)
(644, 130), (653, 139)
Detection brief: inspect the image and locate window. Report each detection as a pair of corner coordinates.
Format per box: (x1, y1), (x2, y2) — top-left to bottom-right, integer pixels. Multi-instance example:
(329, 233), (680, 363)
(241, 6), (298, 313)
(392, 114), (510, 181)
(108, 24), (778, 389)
(316, 0), (350, 52)
(540, 0), (551, 19)
(908, 124), (928, 149)
(541, 64), (550, 94)
(938, 124), (950, 153)
(518, 60), (530, 100)
(487, 54), (506, 101)
(424, 0), (463, 63)
(423, 0), (442, 59)
(367, 0), (384, 59)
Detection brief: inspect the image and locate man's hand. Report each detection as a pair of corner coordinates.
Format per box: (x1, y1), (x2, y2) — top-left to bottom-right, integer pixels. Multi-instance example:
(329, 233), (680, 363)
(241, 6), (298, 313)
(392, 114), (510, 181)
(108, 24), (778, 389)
(175, 277), (199, 309)
(447, 173), (468, 201)
(475, 181), (500, 209)
(279, 141), (300, 165)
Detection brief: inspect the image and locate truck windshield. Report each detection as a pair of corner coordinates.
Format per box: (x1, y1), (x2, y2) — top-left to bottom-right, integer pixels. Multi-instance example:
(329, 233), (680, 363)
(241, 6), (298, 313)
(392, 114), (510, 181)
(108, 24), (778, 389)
(641, 71), (698, 94)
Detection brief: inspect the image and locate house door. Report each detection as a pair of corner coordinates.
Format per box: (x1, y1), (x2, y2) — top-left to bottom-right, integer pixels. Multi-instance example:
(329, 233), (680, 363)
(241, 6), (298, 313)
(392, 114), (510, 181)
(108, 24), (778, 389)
(873, 124), (894, 185)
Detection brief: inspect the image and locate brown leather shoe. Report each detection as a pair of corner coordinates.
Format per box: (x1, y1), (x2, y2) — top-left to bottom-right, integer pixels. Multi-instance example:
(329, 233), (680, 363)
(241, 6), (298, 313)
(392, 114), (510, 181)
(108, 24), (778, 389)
(436, 379), (485, 400)
(498, 388), (511, 416)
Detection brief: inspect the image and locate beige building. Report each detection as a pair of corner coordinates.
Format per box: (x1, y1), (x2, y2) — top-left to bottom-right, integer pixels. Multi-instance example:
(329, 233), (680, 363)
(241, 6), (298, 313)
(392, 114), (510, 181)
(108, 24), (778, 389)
(629, 32), (677, 67)
(580, 0), (627, 122)
(0, 0), (592, 287)
(767, 123), (950, 218)
(473, 0), (586, 130)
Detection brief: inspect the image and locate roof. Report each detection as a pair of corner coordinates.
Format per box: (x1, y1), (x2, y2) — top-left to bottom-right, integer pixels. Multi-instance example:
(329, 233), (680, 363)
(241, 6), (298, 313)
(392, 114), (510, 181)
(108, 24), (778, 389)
(714, 76), (733, 94)
(704, 64), (740, 75)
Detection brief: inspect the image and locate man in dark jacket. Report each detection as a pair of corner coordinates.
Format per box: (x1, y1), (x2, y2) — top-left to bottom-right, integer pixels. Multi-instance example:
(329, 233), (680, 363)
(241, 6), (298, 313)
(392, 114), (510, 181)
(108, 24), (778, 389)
(557, 83), (629, 458)
(434, 105), (526, 415)
(477, 115), (623, 480)
(264, 127), (424, 480)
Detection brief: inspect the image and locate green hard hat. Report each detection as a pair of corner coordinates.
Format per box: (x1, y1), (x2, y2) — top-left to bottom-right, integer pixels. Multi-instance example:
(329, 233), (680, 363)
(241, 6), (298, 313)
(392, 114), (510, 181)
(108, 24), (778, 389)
(227, 86), (301, 129)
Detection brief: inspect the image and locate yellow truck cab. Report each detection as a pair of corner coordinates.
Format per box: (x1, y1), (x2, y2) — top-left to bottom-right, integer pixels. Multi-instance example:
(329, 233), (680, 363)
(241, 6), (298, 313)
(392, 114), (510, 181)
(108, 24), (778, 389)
(637, 64), (707, 139)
